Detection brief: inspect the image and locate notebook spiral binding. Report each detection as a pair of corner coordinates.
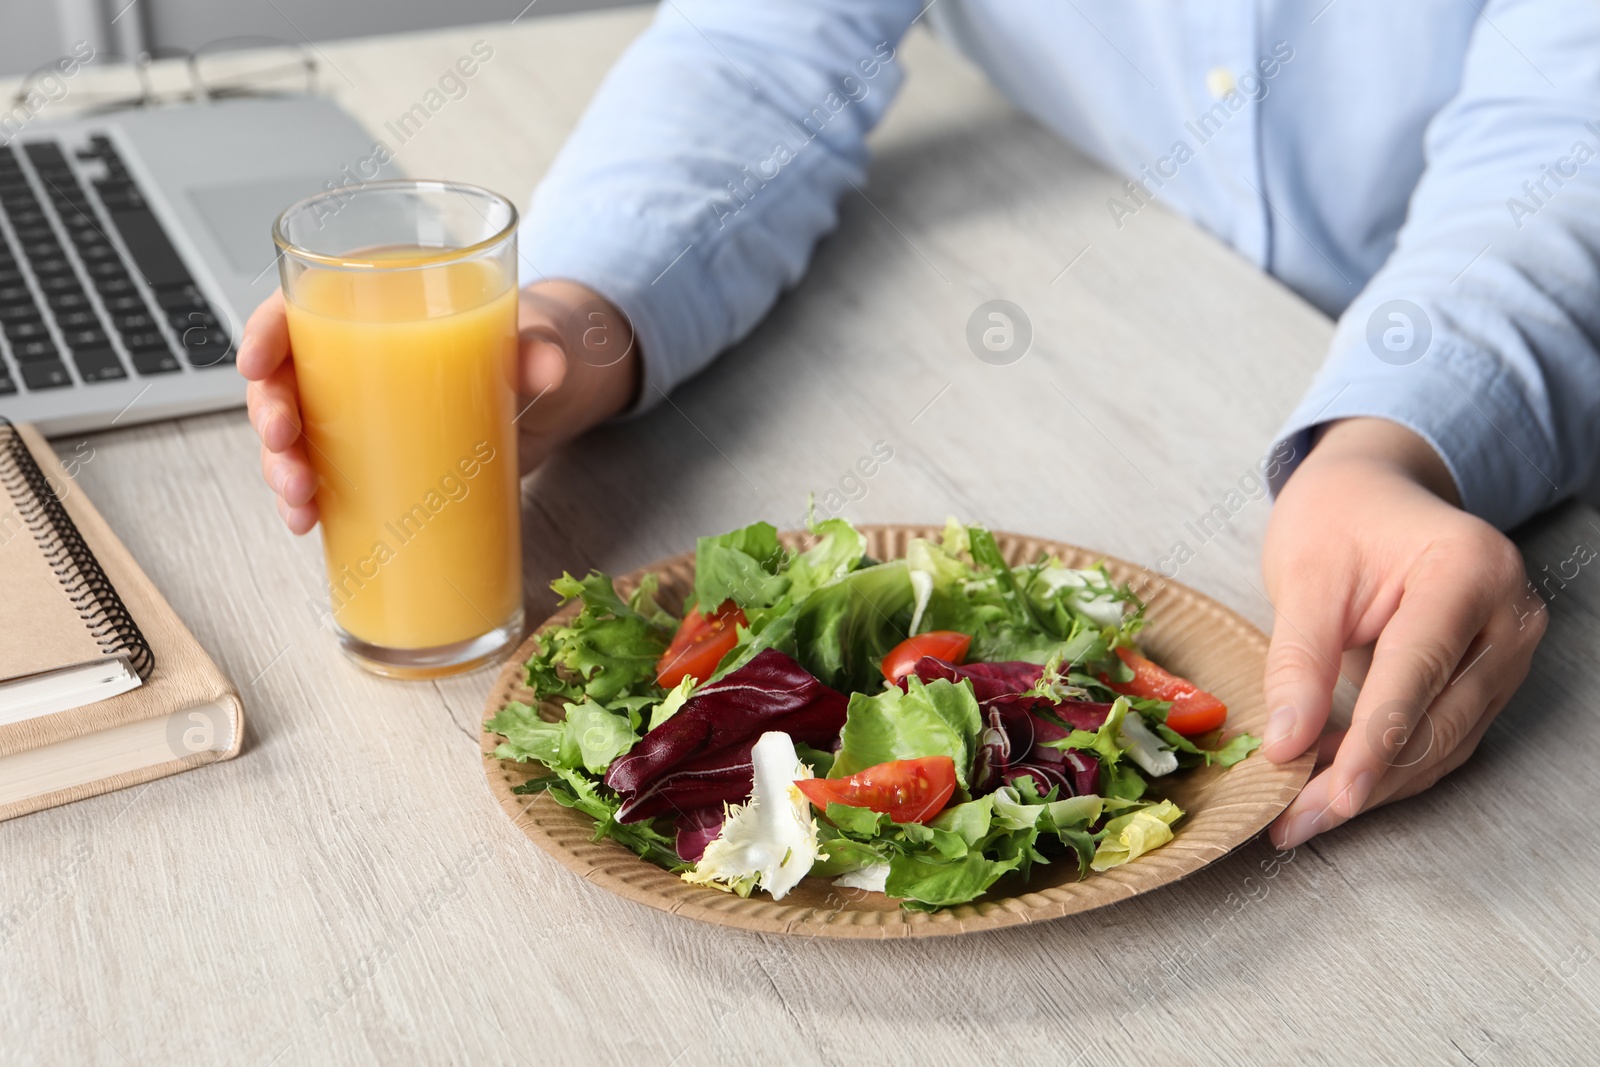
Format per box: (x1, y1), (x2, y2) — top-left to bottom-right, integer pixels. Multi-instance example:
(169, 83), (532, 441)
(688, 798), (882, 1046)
(0, 418), (155, 681)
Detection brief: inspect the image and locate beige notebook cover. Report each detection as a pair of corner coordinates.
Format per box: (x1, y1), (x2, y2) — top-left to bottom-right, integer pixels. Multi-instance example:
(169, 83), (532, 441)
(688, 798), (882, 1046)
(0, 420), (244, 821)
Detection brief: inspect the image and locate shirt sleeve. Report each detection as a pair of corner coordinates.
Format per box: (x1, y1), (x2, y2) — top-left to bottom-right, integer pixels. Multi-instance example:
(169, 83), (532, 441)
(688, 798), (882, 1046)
(1268, 0), (1600, 530)
(516, 0), (923, 412)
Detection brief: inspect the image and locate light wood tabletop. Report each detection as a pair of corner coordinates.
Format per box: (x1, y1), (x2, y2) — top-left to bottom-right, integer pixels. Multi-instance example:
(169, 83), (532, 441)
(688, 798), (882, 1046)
(6, 8), (1600, 1065)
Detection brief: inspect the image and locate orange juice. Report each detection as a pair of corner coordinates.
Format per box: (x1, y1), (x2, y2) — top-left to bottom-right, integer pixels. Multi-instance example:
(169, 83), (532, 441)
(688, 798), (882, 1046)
(285, 251), (521, 651)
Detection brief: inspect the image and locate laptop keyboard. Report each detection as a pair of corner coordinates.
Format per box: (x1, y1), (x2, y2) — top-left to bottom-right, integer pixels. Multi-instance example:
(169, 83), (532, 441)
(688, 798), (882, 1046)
(0, 136), (234, 397)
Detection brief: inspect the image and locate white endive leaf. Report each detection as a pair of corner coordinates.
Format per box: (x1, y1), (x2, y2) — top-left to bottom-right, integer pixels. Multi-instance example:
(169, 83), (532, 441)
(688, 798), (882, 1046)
(1119, 712), (1178, 777)
(681, 731), (821, 900)
(834, 864), (890, 894)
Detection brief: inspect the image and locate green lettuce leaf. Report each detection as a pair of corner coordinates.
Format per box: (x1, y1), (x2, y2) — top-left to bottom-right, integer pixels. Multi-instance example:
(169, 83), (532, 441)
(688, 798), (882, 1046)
(694, 521), (790, 611)
(1090, 799), (1184, 871)
(1020, 654), (1092, 704)
(904, 527), (982, 636)
(794, 742), (836, 777)
(1103, 762), (1149, 801)
(895, 820), (971, 860)
(824, 803), (891, 837)
(1021, 562), (1142, 637)
(967, 527), (1047, 632)
(700, 521), (899, 688)
(829, 676), (982, 788)
(705, 599), (800, 681)
(787, 517), (867, 600)
(1049, 695), (1131, 767)
(525, 571), (672, 705)
(991, 786), (1047, 831)
(809, 829), (887, 877)
(790, 560), (917, 693)
(1154, 723), (1264, 768)
(887, 851), (1020, 909)
(900, 523), (1139, 674)
(484, 701), (562, 766)
(512, 767), (680, 868)
(1040, 697), (1156, 800)
(558, 699), (639, 775)
(647, 676), (696, 731)
(928, 795), (995, 846)
(1041, 794), (1103, 831)
(487, 698), (638, 776)
(626, 571), (679, 630)
(1054, 828), (1097, 878)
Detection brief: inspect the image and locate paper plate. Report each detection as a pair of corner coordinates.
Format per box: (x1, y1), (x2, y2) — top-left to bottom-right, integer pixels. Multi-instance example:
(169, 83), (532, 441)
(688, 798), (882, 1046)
(481, 525), (1313, 938)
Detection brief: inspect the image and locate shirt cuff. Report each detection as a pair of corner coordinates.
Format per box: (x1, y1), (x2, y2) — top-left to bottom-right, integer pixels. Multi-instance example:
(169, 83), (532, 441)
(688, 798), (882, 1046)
(1267, 337), (1562, 530)
(516, 204), (729, 417)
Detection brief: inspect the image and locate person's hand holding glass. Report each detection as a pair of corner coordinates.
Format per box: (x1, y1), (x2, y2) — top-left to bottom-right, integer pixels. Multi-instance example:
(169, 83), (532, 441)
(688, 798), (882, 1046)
(244, 180), (639, 678)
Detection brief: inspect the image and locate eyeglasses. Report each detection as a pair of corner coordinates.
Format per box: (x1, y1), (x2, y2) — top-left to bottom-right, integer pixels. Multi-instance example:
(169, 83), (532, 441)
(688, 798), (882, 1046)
(8, 35), (319, 119)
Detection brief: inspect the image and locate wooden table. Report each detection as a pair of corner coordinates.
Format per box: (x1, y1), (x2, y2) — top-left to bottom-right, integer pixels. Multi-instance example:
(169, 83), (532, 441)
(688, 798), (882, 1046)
(7, 9), (1600, 1064)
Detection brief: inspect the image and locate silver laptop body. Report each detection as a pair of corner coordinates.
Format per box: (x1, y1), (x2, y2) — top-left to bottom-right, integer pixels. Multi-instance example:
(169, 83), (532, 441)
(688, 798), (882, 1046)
(0, 96), (399, 435)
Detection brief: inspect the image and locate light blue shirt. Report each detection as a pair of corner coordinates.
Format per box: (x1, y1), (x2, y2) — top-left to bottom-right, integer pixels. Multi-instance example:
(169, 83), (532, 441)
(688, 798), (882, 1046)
(519, 0), (1600, 530)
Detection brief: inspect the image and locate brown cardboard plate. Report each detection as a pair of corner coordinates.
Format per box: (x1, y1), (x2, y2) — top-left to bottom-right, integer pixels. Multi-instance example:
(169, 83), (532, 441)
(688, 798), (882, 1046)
(481, 525), (1313, 938)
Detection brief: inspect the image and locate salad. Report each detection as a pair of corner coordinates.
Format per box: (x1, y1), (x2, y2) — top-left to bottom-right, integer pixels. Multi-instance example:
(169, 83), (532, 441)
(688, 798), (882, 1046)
(487, 516), (1261, 911)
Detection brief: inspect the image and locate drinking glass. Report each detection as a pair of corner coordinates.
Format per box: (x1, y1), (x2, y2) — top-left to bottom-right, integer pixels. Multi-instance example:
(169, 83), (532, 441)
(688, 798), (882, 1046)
(273, 180), (523, 677)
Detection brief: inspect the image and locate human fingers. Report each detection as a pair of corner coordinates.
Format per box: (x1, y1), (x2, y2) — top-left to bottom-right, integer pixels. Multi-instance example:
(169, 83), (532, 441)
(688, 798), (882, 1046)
(518, 336), (569, 402)
(513, 328), (568, 476)
(246, 360), (318, 534)
(516, 287), (573, 399)
(1314, 728), (1345, 769)
(246, 363), (304, 455)
(511, 283), (640, 475)
(1295, 648), (1366, 771)
(1272, 642), (1503, 847)
(275, 493), (319, 536)
(236, 290), (290, 381)
(1272, 565), (1495, 847)
(256, 430), (318, 535)
(1363, 689), (1507, 810)
(259, 437), (318, 509)
(1364, 604), (1543, 809)
(1260, 567), (1352, 763)
(1340, 644), (1373, 688)
(1280, 646), (1491, 844)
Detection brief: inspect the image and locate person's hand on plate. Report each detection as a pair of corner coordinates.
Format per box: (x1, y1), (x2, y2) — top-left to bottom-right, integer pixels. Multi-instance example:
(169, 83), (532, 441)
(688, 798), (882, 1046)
(236, 280), (641, 534)
(1258, 417), (1546, 848)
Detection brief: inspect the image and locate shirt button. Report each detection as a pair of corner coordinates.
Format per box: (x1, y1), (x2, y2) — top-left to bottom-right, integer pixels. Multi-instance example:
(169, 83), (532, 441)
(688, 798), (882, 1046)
(1205, 67), (1236, 99)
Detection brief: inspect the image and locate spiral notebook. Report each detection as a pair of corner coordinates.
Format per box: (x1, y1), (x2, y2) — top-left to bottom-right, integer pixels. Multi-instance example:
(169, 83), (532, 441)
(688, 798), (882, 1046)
(0, 418), (244, 821)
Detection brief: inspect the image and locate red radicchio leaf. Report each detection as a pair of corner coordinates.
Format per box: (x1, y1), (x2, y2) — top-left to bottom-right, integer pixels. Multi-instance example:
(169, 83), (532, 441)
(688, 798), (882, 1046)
(674, 806), (726, 864)
(906, 657), (1114, 727)
(970, 702), (1036, 796)
(907, 656), (1111, 797)
(1044, 701), (1116, 732)
(1014, 707), (1105, 796)
(618, 739), (756, 823)
(1029, 710), (1069, 753)
(605, 649), (848, 823)
(1006, 751), (1099, 798)
(1065, 750), (1100, 796)
(1004, 762), (1070, 795)
(902, 656), (1043, 705)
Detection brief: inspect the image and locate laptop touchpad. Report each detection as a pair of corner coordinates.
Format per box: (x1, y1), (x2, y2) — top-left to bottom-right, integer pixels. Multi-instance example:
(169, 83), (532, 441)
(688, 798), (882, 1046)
(187, 175), (337, 280)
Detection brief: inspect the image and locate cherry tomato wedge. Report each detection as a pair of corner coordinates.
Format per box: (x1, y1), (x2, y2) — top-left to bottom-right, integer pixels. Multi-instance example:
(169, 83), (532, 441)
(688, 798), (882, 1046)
(796, 756), (957, 824)
(1102, 646), (1227, 735)
(655, 600), (747, 688)
(880, 631), (973, 683)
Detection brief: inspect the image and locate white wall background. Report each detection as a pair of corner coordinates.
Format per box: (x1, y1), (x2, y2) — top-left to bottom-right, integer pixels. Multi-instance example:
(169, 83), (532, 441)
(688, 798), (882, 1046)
(1, 0), (646, 77)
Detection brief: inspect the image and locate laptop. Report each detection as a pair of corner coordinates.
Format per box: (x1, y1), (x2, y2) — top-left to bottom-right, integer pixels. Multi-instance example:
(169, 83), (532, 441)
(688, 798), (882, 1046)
(0, 97), (399, 435)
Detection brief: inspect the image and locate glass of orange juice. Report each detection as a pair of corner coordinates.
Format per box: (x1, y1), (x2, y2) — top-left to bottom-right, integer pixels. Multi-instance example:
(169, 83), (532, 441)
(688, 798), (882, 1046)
(273, 180), (523, 678)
